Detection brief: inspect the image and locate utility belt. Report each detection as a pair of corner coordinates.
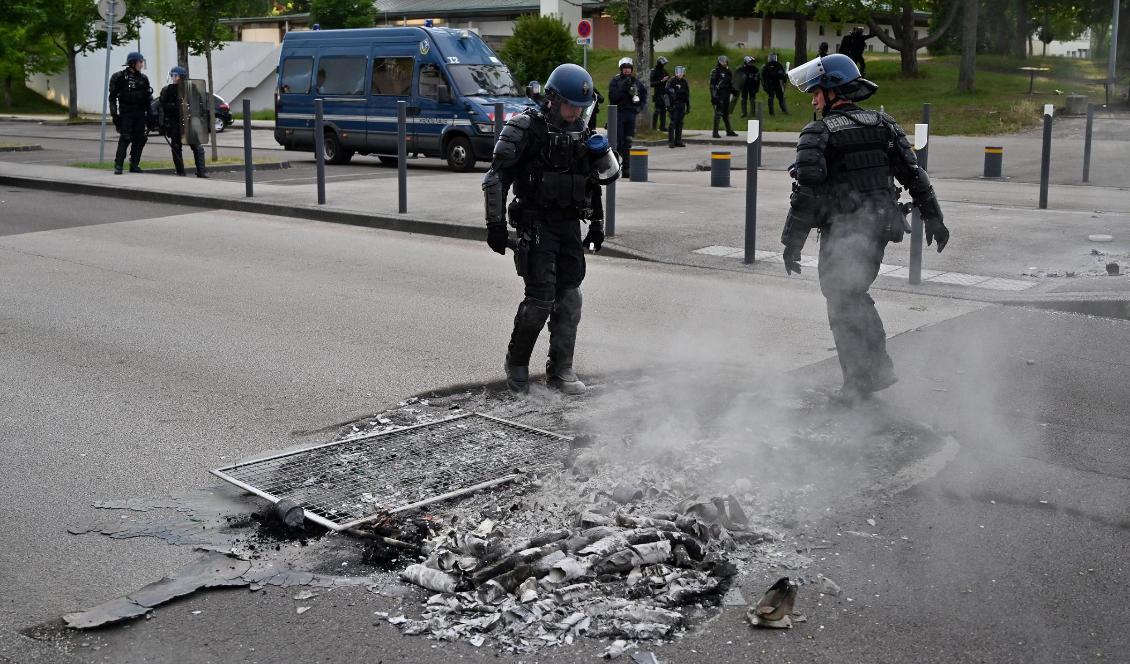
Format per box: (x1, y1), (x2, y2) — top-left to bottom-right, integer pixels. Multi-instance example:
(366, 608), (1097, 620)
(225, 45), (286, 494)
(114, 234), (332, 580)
(821, 187), (910, 243)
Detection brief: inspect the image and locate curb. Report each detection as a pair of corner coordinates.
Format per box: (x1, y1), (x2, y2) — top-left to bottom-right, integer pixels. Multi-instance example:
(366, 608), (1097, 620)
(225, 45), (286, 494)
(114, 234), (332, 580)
(89, 161), (292, 176)
(0, 145), (43, 152)
(635, 137), (795, 148)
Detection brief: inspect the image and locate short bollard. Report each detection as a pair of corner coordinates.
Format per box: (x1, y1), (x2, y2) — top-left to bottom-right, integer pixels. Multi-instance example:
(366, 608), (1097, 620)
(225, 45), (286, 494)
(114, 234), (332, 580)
(606, 104), (618, 237)
(314, 98), (326, 205)
(242, 98), (253, 198)
(1083, 102), (1094, 183)
(710, 151), (731, 187)
(1039, 104), (1053, 209)
(983, 146), (1003, 178)
(629, 148), (648, 182)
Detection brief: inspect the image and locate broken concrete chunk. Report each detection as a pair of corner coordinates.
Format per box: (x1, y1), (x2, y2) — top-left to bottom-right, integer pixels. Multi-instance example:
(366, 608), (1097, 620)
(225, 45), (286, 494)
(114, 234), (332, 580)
(817, 574), (842, 597)
(611, 485), (644, 504)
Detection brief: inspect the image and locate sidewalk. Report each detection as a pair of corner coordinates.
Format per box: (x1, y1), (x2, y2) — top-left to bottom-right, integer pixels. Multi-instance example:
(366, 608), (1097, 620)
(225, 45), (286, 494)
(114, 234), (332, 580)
(3, 158), (1127, 303)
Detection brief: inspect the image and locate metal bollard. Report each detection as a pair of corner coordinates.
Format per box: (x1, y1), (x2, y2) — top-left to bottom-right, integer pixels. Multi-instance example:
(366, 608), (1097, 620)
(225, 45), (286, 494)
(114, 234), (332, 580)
(1083, 102), (1094, 183)
(1039, 104), (1053, 209)
(710, 151), (731, 187)
(744, 120), (760, 264)
(242, 98), (253, 198)
(314, 99), (326, 205)
(494, 102), (505, 138)
(629, 148), (648, 182)
(606, 104), (617, 237)
(983, 146), (1003, 178)
(754, 101), (763, 167)
(397, 100), (407, 214)
(909, 118), (929, 285)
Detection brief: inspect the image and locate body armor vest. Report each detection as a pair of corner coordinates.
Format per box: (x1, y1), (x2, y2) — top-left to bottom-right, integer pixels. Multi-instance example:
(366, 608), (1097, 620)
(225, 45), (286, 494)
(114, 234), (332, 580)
(513, 115), (594, 219)
(822, 109), (895, 200)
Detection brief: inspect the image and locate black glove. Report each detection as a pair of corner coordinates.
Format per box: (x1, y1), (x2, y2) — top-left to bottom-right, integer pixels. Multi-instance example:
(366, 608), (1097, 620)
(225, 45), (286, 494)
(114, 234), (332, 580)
(924, 218), (950, 253)
(783, 245), (802, 275)
(486, 224), (509, 255)
(112, 115), (121, 132)
(583, 222), (604, 252)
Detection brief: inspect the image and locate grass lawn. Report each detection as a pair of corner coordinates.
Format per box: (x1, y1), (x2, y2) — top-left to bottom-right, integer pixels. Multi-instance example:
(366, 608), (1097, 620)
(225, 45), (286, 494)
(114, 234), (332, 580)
(232, 109), (276, 121)
(71, 156), (281, 170)
(0, 83), (68, 115)
(586, 46), (1126, 136)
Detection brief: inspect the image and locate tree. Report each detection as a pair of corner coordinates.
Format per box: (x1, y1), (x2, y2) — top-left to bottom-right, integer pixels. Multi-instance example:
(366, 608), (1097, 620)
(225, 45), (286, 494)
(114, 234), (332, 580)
(624, 0), (680, 131)
(606, 1), (691, 48)
(957, 0), (978, 92)
(498, 14), (574, 87)
(309, 0), (376, 29)
(0, 14), (65, 108)
(865, 0), (962, 76)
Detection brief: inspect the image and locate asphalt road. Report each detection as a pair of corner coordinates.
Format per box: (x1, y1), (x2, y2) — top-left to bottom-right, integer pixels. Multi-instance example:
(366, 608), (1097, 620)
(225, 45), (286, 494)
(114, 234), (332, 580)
(0, 188), (1126, 663)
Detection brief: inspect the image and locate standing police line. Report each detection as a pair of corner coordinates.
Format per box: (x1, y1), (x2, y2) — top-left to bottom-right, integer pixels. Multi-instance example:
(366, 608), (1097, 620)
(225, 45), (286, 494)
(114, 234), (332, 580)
(483, 55), (951, 406)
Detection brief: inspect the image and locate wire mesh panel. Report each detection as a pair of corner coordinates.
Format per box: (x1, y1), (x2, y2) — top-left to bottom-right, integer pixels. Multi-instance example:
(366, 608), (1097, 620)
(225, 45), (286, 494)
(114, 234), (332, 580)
(212, 413), (570, 531)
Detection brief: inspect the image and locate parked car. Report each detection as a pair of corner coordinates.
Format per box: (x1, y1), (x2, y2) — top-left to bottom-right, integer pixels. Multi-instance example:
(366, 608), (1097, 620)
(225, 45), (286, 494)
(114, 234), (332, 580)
(273, 26), (536, 171)
(213, 94), (233, 133)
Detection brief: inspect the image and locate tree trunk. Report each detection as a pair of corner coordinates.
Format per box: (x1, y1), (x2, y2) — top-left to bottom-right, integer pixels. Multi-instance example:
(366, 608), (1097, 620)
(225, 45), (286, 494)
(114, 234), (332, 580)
(1118, 5), (1130, 68)
(1012, 0), (1028, 59)
(693, 15), (711, 48)
(793, 15), (808, 64)
(67, 50), (79, 119)
(177, 39), (190, 74)
(984, 2), (1009, 54)
(2, 74), (13, 108)
(957, 0), (978, 92)
(899, 2), (918, 76)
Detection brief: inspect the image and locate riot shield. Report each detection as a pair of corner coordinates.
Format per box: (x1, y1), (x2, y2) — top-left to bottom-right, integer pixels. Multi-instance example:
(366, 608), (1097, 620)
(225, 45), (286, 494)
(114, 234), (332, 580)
(183, 78), (210, 146)
(734, 68), (747, 91)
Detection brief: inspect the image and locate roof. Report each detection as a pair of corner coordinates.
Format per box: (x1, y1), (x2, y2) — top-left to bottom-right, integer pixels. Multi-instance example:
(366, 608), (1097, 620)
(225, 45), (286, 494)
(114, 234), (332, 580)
(375, 0), (604, 18)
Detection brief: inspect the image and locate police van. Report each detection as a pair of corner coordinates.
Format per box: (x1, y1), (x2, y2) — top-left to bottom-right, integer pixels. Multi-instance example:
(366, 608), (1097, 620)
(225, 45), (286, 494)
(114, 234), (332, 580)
(274, 26), (535, 172)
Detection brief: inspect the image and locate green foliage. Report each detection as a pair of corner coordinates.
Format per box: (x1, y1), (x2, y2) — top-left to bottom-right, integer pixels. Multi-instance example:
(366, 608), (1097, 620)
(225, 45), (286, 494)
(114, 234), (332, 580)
(671, 41), (739, 58)
(138, 0), (260, 57)
(309, 0), (377, 29)
(606, 1), (691, 43)
(499, 14), (576, 86)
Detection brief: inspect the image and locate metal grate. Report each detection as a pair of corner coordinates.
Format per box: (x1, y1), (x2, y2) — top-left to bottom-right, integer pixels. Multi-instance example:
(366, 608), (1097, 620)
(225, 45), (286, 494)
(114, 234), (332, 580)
(211, 413), (570, 531)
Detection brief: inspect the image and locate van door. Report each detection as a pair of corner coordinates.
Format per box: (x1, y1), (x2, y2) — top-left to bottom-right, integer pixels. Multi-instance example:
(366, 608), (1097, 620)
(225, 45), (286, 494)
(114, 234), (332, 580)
(366, 51), (414, 154)
(413, 61), (460, 157)
(312, 52), (368, 158)
(276, 52), (316, 149)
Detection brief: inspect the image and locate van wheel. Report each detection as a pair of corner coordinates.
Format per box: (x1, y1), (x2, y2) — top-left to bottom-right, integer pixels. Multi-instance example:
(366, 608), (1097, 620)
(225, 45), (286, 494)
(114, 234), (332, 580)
(323, 131), (354, 165)
(445, 135), (475, 172)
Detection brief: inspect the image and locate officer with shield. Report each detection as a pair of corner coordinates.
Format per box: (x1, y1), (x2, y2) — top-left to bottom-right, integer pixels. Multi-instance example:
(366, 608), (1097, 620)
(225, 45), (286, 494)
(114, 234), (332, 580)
(159, 67), (208, 178)
(781, 54), (950, 404)
(482, 64), (621, 395)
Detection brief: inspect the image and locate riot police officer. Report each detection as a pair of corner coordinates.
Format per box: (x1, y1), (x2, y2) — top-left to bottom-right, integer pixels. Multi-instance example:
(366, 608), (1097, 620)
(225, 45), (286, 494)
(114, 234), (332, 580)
(737, 55), (760, 118)
(709, 55), (738, 138)
(608, 57), (646, 177)
(482, 64), (621, 395)
(761, 53), (788, 116)
(664, 65), (691, 148)
(650, 56), (670, 132)
(108, 51), (153, 174)
(781, 54), (950, 404)
(160, 67), (208, 178)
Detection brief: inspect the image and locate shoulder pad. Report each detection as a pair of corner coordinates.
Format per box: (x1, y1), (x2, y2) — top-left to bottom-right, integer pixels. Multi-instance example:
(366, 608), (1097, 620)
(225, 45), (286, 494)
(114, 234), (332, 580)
(507, 111), (535, 130)
(798, 121), (829, 148)
(800, 120), (828, 136)
(878, 111), (909, 136)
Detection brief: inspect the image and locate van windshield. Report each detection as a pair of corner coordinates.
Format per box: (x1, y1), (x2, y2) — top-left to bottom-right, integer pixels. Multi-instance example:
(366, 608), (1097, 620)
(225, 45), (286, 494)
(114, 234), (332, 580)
(447, 64), (523, 97)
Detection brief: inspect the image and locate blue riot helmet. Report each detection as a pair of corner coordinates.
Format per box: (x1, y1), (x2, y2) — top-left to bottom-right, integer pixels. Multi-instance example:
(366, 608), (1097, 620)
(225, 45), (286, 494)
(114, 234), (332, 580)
(674, 65), (686, 77)
(787, 53), (877, 102)
(544, 63), (595, 130)
(656, 56), (668, 66)
(169, 66), (187, 80)
(586, 134), (620, 184)
(124, 52), (145, 69)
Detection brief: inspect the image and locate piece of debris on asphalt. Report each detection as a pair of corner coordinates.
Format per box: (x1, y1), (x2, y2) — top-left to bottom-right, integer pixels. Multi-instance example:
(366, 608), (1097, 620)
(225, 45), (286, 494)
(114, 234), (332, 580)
(296, 606), (311, 614)
(603, 639), (629, 659)
(293, 589), (316, 601)
(1106, 262), (1120, 276)
(631, 651), (661, 664)
(747, 577), (798, 629)
(817, 574), (842, 597)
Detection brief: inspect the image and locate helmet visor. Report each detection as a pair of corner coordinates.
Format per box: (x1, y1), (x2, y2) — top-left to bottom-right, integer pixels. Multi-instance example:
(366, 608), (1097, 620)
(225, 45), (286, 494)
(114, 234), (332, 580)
(549, 99), (593, 131)
(788, 57), (825, 93)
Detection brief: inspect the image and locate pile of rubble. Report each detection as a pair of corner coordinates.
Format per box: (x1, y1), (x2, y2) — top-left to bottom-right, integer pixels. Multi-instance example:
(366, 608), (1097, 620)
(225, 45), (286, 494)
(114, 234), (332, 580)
(380, 493), (773, 653)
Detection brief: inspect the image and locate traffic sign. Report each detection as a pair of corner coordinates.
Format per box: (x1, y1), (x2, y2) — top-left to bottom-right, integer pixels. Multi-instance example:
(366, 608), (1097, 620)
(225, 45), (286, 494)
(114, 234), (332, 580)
(97, 0), (127, 22)
(94, 19), (127, 35)
(577, 19), (592, 39)
(576, 37), (592, 46)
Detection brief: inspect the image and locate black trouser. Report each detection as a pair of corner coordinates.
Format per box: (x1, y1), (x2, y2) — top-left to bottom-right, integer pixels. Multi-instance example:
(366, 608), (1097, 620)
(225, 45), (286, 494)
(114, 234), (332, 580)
(740, 88), (757, 117)
(817, 213), (892, 391)
(712, 98), (733, 135)
(169, 132), (206, 175)
(616, 111), (637, 174)
(114, 110), (148, 169)
(766, 86), (787, 115)
(668, 105), (686, 146)
(652, 94), (667, 131)
(507, 218), (586, 368)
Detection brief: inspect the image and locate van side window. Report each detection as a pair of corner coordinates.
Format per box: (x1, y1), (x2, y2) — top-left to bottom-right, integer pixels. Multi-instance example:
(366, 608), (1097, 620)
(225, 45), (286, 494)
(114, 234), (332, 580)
(417, 63), (451, 102)
(316, 56), (367, 95)
(279, 57), (313, 94)
(371, 57), (413, 96)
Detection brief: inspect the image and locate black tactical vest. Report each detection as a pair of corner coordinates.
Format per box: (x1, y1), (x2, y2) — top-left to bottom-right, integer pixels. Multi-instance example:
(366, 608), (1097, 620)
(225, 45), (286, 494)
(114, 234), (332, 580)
(822, 109), (895, 199)
(513, 115), (594, 218)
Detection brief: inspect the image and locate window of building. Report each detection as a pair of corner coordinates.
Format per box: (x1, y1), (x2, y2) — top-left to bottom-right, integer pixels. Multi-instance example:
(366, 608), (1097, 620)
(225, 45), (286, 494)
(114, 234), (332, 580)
(315, 56), (367, 95)
(371, 57), (413, 96)
(279, 57), (312, 94)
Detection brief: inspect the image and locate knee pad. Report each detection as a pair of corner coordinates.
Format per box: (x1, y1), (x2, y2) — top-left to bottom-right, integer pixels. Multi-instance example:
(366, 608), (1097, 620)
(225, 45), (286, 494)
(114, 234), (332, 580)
(516, 296), (553, 327)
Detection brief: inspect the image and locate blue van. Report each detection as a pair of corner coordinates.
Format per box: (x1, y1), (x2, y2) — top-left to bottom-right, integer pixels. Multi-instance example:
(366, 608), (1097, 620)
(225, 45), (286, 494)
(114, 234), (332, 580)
(274, 26), (536, 171)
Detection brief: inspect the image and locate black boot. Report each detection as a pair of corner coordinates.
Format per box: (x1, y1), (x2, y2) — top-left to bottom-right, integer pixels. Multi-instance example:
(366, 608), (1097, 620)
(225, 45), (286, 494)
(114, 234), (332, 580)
(546, 288), (586, 395)
(712, 115), (720, 139)
(505, 297), (553, 393)
(675, 126), (685, 147)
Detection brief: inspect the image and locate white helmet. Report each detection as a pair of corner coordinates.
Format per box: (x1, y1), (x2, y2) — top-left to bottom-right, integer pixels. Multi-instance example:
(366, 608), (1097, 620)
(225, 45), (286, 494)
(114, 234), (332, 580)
(618, 57), (633, 70)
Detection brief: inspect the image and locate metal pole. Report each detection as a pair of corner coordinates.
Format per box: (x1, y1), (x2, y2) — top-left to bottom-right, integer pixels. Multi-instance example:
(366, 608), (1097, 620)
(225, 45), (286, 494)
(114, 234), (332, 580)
(1110, 0), (1120, 90)
(207, 48), (218, 162)
(1039, 104), (1053, 209)
(744, 120), (759, 264)
(606, 104), (618, 237)
(1082, 102), (1094, 183)
(583, 44), (588, 71)
(754, 101), (763, 167)
(97, 1), (117, 164)
(314, 98), (326, 205)
(397, 100), (407, 214)
(242, 98), (253, 198)
(494, 102), (504, 137)
(909, 106), (930, 285)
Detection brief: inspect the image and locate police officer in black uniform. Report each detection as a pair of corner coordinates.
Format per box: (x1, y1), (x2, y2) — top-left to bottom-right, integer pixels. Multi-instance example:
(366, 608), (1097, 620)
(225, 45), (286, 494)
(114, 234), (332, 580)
(160, 66), (208, 178)
(650, 56), (670, 132)
(737, 55), (760, 118)
(709, 55), (738, 138)
(761, 53), (788, 116)
(664, 65), (690, 148)
(108, 51), (153, 175)
(608, 57), (646, 178)
(781, 54), (950, 404)
(482, 63), (621, 395)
